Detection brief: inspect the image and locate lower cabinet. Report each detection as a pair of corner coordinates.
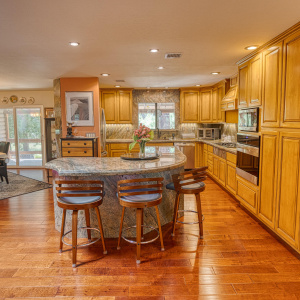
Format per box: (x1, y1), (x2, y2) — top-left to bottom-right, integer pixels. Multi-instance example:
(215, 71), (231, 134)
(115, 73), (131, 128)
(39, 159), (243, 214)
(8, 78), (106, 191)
(218, 158), (226, 186)
(226, 161), (236, 194)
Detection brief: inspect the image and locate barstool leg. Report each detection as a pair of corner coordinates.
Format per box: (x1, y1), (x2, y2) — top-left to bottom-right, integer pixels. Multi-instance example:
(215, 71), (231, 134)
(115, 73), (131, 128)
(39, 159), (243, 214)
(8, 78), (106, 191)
(84, 209), (92, 242)
(172, 193), (180, 237)
(59, 209), (66, 253)
(95, 207), (107, 255)
(155, 206), (165, 251)
(195, 193), (204, 239)
(141, 208), (144, 241)
(72, 210), (78, 268)
(117, 207), (125, 250)
(136, 208), (142, 264)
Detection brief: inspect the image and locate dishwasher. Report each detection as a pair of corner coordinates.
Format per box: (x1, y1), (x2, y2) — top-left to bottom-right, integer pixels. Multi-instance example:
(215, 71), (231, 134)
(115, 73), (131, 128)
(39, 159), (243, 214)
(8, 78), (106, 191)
(174, 143), (195, 170)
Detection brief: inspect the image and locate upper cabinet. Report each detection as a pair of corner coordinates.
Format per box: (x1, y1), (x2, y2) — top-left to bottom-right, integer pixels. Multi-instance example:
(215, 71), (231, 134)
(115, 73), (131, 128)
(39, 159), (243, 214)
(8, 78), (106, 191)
(180, 90), (200, 123)
(261, 42), (282, 127)
(281, 30), (300, 128)
(200, 89), (212, 123)
(238, 61), (249, 108)
(248, 53), (262, 107)
(221, 77), (236, 111)
(101, 89), (132, 124)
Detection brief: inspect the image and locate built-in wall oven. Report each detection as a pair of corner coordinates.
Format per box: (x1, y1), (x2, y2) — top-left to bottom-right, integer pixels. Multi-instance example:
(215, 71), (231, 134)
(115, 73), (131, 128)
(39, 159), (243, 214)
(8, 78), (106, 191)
(236, 133), (260, 185)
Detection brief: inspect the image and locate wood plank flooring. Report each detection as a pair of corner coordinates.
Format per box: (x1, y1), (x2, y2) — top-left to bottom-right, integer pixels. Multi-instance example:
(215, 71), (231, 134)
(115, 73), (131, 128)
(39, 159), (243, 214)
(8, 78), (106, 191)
(0, 169), (299, 299)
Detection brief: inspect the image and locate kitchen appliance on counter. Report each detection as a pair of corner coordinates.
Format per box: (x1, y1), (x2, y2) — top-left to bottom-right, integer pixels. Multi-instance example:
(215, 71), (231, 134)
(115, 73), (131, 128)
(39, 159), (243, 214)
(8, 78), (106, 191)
(100, 108), (107, 156)
(236, 133), (260, 185)
(238, 107), (259, 132)
(198, 128), (220, 140)
(174, 142), (195, 170)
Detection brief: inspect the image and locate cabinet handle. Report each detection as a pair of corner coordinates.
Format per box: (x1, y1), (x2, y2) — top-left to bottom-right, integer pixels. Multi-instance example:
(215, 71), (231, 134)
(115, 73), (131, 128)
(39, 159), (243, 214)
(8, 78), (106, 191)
(68, 151), (70, 153)
(84, 143), (86, 145)
(68, 143), (70, 145)
(84, 151), (87, 154)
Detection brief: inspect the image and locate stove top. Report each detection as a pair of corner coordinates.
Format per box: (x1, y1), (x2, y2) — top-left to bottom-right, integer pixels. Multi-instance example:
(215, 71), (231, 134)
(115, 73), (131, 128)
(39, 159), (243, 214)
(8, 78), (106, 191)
(215, 142), (237, 148)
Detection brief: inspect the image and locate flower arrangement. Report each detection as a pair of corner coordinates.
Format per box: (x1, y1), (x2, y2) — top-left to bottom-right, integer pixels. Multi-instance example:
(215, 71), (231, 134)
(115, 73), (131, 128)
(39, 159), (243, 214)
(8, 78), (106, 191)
(129, 124), (154, 154)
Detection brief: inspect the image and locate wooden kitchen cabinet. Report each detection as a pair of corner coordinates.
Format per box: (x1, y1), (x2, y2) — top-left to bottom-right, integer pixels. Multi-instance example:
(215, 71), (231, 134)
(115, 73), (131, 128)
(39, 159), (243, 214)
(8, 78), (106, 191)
(226, 161), (236, 195)
(101, 89), (132, 124)
(275, 131), (300, 249)
(261, 42), (282, 127)
(180, 90), (200, 123)
(248, 53), (262, 107)
(200, 89), (212, 123)
(61, 138), (98, 157)
(221, 75), (237, 111)
(212, 88), (218, 122)
(238, 61), (249, 108)
(258, 130), (279, 229)
(218, 157), (226, 186)
(281, 30), (300, 128)
(213, 155), (219, 179)
(217, 85), (226, 122)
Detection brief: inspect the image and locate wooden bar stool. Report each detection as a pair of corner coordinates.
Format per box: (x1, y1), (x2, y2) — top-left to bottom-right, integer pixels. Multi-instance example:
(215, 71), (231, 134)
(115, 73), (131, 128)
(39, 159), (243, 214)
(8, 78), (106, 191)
(56, 180), (107, 267)
(117, 177), (165, 264)
(166, 167), (207, 238)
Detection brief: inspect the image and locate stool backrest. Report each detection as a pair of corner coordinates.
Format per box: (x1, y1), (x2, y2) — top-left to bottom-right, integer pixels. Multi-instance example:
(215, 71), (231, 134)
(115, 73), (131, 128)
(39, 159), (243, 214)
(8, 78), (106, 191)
(117, 177), (163, 200)
(0, 142), (10, 154)
(55, 180), (104, 198)
(172, 166), (208, 193)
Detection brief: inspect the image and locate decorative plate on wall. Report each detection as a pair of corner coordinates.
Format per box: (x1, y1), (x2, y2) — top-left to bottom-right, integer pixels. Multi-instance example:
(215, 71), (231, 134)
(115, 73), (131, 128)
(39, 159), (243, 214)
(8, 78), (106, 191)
(28, 97), (35, 104)
(19, 97), (27, 104)
(2, 97), (9, 104)
(10, 95), (18, 103)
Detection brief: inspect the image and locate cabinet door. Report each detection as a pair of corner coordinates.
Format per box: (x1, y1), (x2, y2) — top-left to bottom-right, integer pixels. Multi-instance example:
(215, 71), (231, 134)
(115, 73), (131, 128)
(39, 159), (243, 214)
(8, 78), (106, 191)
(180, 91), (200, 123)
(275, 132), (300, 248)
(238, 62), (249, 108)
(218, 158), (226, 186)
(258, 131), (279, 229)
(118, 91), (132, 123)
(213, 156), (219, 178)
(200, 90), (212, 122)
(204, 150), (208, 166)
(248, 53), (262, 107)
(212, 88), (218, 122)
(261, 42), (282, 127)
(217, 85), (226, 121)
(195, 143), (203, 168)
(101, 91), (117, 123)
(110, 149), (127, 157)
(226, 161), (236, 195)
(281, 30), (300, 128)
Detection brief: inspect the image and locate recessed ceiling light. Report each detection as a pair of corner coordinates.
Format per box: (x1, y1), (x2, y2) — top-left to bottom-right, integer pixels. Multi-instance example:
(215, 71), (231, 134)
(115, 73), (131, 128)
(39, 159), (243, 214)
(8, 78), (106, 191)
(69, 42), (79, 46)
(158, 66), (164, 70)
(196, 84), (200, 87)
(165, 87), (169, 89)
(101, 73), (110, 76)
(245, 45), (258, 50)
(115, 85), (120, 88)
(147, 87), (151, 89)
(211, 72), (220, 75)
(150, 49), (159, 53)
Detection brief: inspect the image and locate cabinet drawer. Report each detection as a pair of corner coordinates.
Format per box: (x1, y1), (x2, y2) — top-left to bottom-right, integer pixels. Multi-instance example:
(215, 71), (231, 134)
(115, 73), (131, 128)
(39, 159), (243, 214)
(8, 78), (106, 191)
(62, 140), (92, 148)
(207, 145), (213, 153)
(221, 100), (236, 111)
(226, 152), (237, 164)
(110, 143), (128, 150)
(62, 148), (93, 157)
(236, 176), (257, 213)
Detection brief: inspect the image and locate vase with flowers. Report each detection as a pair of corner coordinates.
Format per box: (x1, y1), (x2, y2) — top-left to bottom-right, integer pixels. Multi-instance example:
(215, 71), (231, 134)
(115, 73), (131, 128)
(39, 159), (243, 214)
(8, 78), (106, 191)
(129, 124), (154, 157)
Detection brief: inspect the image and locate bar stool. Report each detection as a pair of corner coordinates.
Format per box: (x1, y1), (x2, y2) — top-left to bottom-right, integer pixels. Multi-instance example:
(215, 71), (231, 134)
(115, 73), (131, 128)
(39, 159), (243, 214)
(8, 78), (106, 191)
(166, 167), (207, 238)
(56, 180), (107, 267)
(117, 177), (164, 264)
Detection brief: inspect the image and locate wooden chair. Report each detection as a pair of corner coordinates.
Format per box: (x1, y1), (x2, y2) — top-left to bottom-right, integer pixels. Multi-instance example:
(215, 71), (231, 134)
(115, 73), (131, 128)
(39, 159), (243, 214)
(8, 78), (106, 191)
(56, 180), (107, 267)
(117, 177), (165, 264)
(166, 167), (208, 238)
(0, 142), (10, 184)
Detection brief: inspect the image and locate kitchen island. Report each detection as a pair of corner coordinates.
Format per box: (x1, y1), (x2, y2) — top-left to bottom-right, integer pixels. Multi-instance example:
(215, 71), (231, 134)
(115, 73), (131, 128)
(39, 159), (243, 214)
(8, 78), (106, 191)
(46, 146), (186, 238)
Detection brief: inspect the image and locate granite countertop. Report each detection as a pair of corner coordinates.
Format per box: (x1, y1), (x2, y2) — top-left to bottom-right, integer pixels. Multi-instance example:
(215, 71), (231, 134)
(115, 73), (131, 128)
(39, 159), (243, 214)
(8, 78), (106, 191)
(198, 139), (237, 154)
(45, 146), (186, 176)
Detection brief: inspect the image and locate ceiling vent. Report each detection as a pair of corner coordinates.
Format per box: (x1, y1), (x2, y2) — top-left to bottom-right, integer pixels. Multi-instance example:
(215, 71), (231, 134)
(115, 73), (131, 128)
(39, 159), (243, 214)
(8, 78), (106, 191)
(116, 80), (125, 82)
(165, 53), (182, 59)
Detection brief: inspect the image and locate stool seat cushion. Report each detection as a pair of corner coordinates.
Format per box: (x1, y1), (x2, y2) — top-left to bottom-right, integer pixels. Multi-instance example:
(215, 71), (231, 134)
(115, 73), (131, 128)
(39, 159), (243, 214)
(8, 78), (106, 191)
(59, 191), (102, 204)
(118, 188), (161, 203)
(166, 179), (205, 191)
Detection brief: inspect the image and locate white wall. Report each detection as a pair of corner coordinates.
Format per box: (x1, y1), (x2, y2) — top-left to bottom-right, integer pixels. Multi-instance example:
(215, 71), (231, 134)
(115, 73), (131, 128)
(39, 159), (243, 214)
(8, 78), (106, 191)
(0, 90), (54, 109)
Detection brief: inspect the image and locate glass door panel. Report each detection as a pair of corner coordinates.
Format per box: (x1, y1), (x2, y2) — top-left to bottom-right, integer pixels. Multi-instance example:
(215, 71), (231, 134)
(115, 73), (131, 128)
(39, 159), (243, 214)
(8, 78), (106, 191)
(15, 107), (43, 167)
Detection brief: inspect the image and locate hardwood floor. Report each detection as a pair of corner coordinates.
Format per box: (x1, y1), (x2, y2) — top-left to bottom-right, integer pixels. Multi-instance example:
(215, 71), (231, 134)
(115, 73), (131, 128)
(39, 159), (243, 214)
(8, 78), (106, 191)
(0, 169), (300, 299)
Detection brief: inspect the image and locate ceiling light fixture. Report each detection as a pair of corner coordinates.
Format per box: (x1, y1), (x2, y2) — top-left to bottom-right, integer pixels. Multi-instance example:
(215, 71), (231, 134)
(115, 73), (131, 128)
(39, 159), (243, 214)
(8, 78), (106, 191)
(157, 66), (164, 70)
(196, 84), (200, 87)
(245, 45), (258, 50)
(115, 85), (120, 88)
(101, 73), (110, 76)
(150, 49), (159, 53)
(69, 42), (79, 46)
(147, 87), (151, 89)
(211, 72), (220, 75)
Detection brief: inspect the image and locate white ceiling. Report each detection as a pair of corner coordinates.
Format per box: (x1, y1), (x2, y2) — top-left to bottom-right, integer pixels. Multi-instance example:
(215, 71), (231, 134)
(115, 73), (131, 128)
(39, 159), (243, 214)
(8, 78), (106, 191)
(0, 0), (299, 90)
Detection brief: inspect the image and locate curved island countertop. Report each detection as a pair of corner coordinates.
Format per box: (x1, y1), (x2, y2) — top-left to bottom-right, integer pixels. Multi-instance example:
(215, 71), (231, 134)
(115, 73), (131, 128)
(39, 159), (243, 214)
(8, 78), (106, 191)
(46, 146), (186, 238)
(45, 146), (186, 176)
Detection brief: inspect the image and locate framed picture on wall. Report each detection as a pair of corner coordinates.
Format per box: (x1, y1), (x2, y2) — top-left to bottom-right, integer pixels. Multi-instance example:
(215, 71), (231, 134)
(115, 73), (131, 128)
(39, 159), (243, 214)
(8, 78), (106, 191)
(65, 91), (94, 126)
(45, 107), (55, 118)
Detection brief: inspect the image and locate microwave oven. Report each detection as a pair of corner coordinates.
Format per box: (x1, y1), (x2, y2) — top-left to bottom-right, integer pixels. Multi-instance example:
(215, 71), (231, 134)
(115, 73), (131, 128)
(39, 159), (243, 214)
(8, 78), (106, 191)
(238, 107), (259, 132)
(198, 128), (220, 140)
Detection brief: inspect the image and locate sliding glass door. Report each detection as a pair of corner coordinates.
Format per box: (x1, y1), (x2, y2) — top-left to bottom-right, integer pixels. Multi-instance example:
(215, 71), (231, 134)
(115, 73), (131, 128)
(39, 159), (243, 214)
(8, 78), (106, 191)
(0, 106), (45, 167)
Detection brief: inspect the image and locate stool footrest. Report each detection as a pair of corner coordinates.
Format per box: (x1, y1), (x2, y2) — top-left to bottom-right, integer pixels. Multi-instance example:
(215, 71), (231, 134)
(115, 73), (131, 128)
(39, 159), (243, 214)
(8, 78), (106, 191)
(122, 225), (160, 245)
(176, 210), (205, 225)
(62, 227), (101, 248)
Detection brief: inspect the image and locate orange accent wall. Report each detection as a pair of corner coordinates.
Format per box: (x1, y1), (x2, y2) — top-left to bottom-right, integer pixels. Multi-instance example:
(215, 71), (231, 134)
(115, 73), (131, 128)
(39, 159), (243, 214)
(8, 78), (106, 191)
(60, 77), (101, 156)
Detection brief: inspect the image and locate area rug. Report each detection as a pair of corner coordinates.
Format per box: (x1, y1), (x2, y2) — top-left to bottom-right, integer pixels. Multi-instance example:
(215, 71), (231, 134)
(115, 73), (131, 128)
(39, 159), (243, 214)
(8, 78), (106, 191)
(0, 172), (52, 200)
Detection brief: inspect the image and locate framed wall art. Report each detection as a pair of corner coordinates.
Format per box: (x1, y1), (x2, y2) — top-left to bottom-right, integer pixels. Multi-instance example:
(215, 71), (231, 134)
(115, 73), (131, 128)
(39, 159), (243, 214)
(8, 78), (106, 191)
(65, 91), (94, 126)
(45, 107), (55, 118)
